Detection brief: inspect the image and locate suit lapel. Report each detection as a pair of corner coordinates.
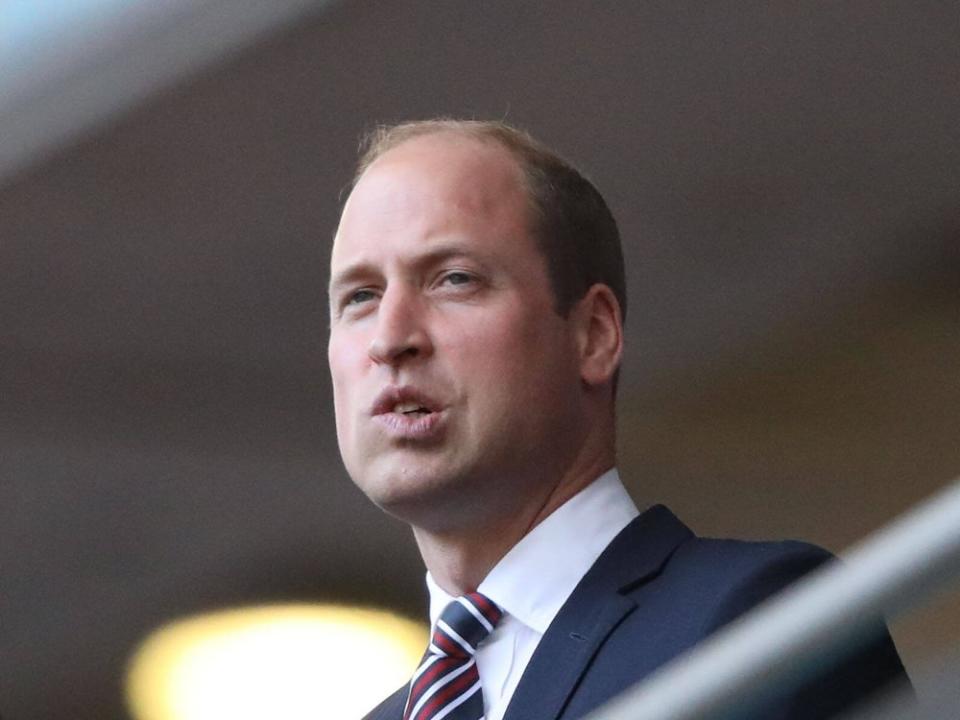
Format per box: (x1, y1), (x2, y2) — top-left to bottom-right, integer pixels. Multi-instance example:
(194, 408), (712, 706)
(502, 505), (692, 720)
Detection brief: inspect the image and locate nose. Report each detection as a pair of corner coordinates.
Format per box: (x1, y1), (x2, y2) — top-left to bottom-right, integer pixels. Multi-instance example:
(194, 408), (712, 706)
(367, 287), (432, 365)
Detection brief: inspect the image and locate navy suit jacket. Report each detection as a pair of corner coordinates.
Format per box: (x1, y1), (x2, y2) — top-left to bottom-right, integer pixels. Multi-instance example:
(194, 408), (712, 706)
(364, 505), (908, 720)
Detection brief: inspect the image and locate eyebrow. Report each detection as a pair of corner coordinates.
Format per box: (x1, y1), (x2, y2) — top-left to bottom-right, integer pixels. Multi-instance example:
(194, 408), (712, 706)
(328, 263), (373, 297)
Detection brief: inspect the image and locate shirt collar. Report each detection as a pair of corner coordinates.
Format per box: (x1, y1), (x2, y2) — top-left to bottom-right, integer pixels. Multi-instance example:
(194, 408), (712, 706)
(427, 468), (639, 634)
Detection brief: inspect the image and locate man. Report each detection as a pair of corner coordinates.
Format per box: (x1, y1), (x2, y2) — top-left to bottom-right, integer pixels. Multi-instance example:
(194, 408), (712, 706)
(327, 120), (908, 720)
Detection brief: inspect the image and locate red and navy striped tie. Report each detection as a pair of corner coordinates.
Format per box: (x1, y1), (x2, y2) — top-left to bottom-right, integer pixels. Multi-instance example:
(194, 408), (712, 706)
(403, 592), (503, 720)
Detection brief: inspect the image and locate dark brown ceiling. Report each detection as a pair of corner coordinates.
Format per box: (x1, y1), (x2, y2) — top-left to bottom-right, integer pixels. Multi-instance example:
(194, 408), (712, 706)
(1, 2), (958, 718)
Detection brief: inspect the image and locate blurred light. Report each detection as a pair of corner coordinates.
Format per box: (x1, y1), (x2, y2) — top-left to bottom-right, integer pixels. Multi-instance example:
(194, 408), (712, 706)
(126, 604), (427, 720)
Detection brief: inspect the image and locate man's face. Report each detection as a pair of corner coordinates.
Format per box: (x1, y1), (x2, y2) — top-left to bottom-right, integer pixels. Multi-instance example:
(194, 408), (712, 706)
(328, 134), (585, 529)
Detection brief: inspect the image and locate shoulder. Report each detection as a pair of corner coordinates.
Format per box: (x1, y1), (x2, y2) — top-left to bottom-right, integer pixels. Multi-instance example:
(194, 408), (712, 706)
(666, 535), (834, 631)
(670, 531), (833, 579)
(578, 509), (840, 665)
(605, 505), (835, 632)
(600, 518), (835, 652)
(613, 520), (910, 717)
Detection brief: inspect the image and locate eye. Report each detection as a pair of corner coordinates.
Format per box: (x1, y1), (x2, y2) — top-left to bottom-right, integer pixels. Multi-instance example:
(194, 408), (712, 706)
(346, 288), (377, 306)
(440, 271), (475, 287)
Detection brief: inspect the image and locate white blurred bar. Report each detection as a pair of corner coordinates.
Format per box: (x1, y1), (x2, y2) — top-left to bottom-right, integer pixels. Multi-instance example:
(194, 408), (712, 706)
(587, 476), (960, 720)
(0, 0), (333, 182)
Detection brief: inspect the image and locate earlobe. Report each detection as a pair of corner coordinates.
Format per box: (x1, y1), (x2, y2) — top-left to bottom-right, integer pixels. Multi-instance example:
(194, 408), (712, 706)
(576, 284), (624, 387)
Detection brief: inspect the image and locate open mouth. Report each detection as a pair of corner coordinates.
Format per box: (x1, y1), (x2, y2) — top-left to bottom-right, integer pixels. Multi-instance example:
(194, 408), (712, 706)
(371, 387), (442, 424)
(392, 401), (432, 417)
(372, 389), (444, 439)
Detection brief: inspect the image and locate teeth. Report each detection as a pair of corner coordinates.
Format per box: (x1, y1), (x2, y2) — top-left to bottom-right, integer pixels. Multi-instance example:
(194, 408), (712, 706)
(393, 401), (425, 414)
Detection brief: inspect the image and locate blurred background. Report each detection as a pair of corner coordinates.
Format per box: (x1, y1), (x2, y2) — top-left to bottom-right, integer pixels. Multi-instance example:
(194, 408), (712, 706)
(1, 1), (958, 718)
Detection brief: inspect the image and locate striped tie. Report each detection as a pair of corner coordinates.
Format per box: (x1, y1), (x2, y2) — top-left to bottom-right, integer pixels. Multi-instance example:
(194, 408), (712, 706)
(403, 592), (503, 720)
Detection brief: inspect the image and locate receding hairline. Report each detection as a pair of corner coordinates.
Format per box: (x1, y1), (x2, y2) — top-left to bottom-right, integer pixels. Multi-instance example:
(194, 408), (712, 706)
(353, 129), (529, 197)
(344, 125), (543, 254)
(352, 119), (551, 190)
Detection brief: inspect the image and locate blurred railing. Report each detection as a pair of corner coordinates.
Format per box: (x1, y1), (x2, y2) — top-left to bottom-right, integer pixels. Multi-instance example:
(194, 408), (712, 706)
(586, 477), (960, 720)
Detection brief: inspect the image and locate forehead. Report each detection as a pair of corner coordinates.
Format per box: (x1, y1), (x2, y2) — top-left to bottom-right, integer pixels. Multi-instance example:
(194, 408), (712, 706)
(332, 133), (532, 264)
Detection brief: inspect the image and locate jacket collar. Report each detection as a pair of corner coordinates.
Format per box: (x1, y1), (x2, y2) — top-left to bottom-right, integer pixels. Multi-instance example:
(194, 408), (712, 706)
(502, 505), (693, 720)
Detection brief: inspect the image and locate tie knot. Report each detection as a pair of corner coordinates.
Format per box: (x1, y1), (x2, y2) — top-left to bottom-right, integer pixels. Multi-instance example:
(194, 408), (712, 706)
(430, 592), (503, 659)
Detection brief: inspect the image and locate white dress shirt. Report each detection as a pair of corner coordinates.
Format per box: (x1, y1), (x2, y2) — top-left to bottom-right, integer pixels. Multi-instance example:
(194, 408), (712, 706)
(424, 468), (639, 720)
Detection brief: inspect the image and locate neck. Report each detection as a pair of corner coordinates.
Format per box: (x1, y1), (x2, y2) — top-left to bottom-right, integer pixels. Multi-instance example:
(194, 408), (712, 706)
(413, 444), (615, 596)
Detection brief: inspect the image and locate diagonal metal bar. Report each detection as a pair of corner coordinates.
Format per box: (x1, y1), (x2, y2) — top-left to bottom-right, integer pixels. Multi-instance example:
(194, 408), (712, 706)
(586, 476), (960, 720)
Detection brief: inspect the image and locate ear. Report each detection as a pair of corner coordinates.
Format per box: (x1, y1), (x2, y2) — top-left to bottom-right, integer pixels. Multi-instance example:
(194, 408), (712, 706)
(572, 284), (624, 387)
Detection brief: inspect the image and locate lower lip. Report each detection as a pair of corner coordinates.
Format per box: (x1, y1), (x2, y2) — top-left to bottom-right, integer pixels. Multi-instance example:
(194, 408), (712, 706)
(372, 409), (447, 441)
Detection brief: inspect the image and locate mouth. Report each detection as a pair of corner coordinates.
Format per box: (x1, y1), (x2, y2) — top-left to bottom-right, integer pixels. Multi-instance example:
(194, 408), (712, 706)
(371, 386), (441, 417)
(371, 387), (446, 440)
(390, 401), (433, 417)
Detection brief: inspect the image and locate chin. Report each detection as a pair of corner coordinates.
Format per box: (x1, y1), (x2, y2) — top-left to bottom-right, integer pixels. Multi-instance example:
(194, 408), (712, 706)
(356, 466), (440, 505)
(358, 468), (478, 530)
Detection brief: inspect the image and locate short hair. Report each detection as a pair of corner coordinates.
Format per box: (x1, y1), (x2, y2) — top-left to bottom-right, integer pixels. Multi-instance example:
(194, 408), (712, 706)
(352, 119), (627, 321)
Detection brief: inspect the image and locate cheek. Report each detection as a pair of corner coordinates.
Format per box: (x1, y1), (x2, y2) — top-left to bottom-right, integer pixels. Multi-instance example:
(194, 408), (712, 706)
(329, 325), (366, 364)
(328, 335), (366, 438)
(328, 329), (372, 387)
(448, 311), (562, 391)
(329, 385), (351, 453)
